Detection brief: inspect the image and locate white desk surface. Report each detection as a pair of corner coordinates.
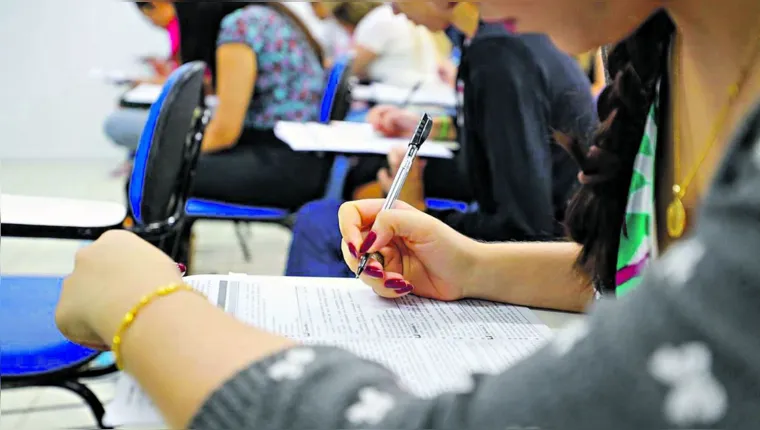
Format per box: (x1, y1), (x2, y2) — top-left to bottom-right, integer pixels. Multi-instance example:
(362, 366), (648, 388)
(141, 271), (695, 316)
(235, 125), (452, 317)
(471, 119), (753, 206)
(1, 194), (126, 228)
(352, 83), (456, 108)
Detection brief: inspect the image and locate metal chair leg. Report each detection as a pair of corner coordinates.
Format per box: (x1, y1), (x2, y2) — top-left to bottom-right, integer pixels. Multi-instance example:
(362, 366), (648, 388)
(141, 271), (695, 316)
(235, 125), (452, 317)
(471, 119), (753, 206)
(50, 380), (112, 429)
(233, 221), (253, 262)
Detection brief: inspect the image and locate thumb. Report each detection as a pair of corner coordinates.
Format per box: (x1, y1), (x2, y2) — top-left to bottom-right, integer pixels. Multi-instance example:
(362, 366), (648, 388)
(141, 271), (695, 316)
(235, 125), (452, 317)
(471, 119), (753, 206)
(362, 207), (440, 255)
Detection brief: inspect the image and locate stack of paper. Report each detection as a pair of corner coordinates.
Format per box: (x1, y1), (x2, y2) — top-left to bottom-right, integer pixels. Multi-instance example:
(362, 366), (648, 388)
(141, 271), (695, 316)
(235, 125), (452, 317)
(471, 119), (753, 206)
(274, 121), (457, 158)
(104, 275), (553, 427)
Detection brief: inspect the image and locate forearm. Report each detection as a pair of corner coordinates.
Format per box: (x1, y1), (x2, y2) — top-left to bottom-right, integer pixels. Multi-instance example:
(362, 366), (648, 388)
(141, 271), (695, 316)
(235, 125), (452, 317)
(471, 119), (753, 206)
(117, 292), (294, 429)
(467, 241), (593, 312)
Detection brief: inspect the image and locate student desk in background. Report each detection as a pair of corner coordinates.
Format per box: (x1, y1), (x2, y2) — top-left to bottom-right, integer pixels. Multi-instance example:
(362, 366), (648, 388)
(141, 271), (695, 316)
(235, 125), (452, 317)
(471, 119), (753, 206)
(119, 83), (218, 110)
(352, 82), (457, 110)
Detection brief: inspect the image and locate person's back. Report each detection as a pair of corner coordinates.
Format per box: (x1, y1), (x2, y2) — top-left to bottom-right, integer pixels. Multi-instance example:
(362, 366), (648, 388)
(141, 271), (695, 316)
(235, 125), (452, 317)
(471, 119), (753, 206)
(520, 33), (600, 223)
(446, 22), (597, 240)
(218, 5), (325, 129)
(343, 3), (443, 87)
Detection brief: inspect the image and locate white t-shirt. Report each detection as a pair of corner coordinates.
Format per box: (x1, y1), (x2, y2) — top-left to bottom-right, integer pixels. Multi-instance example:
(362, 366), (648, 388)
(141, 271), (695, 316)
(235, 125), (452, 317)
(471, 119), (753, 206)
(321, 19), (352, 59)
(352, 4), (442, 88)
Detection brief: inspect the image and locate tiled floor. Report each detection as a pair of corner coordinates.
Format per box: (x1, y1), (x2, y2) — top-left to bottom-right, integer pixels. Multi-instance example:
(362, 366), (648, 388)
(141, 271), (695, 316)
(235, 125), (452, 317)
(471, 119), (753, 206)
(1, 160), (294, 429)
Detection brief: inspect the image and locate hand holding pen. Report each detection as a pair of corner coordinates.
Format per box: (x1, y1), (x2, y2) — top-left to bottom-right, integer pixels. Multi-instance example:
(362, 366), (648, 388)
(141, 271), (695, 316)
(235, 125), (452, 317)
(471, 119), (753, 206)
(355, 113), (434, 278)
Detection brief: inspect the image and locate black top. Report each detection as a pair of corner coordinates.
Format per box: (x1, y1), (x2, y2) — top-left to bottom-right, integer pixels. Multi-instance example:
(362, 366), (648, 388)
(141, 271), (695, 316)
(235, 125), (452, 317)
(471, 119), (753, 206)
(428, 23), (598, 242)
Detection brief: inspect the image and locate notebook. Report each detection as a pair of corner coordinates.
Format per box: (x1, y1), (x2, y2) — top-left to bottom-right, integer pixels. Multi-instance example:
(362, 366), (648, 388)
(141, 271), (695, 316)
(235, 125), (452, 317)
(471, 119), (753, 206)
(274, 121), (457, 158)
(104, 275), (553, 427)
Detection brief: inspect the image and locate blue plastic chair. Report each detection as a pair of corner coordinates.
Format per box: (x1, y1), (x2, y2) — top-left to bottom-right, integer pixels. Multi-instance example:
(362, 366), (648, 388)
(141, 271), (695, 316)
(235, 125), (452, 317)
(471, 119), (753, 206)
(184, 57), (355, 262)
(0, 62), (208, 429)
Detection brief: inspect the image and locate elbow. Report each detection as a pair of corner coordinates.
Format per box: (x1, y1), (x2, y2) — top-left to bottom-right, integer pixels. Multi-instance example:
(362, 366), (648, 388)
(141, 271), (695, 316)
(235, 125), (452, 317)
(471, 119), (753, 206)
(205, 121), (243, 152)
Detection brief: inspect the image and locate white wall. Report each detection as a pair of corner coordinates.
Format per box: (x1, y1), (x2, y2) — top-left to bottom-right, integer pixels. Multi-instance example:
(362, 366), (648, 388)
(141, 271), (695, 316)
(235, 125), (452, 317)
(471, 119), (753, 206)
(0, 0), (167, 160)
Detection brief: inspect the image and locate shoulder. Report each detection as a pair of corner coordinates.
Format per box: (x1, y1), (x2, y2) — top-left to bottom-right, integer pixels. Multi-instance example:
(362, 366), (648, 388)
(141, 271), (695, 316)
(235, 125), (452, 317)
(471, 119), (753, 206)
(694, 100), (760, 268)
(466, 31), (540, 84)
(355, 5), (398, 33)
(220, 5), (280, 32)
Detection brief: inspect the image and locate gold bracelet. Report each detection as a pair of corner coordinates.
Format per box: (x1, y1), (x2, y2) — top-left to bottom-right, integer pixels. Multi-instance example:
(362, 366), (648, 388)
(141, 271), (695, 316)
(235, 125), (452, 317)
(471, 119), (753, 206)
(112, 283), (203, 370)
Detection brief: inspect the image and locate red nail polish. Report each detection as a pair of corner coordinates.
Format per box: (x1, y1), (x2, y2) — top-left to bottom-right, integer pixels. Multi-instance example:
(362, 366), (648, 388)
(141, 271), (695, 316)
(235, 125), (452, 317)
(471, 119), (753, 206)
(359, 231), (377, 254)
(177, 263), (187, 275)
(384, 279), (407, 289)
(395, 286), (414, 295)
(348, 243), (358, 259)
(364, 266), (384, 278)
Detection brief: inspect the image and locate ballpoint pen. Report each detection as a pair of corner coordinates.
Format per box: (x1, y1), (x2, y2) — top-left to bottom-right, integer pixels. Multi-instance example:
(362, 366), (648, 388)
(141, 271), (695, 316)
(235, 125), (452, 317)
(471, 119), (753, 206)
(401, 81), (423, 108)
(356, 113), (434, 278)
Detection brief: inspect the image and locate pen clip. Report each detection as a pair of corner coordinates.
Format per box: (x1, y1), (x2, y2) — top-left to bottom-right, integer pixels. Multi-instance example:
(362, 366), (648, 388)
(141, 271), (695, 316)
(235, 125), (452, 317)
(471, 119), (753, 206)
(409, 113), (434, 148)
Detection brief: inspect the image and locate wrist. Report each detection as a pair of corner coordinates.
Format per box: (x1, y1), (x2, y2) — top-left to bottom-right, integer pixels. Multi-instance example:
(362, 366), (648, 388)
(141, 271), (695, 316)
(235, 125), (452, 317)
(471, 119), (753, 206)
(91, 275), (185, 347)
(461, 240), (500, 299)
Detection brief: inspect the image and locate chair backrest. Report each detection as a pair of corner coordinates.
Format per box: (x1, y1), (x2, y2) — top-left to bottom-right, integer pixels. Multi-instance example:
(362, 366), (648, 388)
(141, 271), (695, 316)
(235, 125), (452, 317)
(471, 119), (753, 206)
(128, 62), (208, 226)
(319, 56), (355, 200)
(320, 56), (354, 124)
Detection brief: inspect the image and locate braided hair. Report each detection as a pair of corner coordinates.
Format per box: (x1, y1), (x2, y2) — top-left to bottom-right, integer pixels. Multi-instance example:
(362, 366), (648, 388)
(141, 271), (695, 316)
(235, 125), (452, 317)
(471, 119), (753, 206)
(561, 11), (675, 292)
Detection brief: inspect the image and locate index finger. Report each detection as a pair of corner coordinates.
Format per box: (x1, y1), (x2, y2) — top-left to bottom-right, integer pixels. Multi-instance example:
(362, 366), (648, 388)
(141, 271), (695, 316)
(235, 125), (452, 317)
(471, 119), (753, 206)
(338, 199), (386, 249)
(337, 199), (414, 250)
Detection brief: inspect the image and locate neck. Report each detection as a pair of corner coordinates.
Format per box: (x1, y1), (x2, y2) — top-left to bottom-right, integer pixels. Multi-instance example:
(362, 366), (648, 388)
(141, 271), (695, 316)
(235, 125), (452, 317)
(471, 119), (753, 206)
(668, 0), (760, 109)
(450, 2), (479, 37)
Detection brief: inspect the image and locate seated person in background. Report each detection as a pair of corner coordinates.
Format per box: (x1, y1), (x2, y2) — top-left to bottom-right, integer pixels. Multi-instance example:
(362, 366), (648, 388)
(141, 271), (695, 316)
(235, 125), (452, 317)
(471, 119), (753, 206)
(284, 1), (597, 277)
(173, 2), (331, 209)
(332, 2), (445, 87)
(576, 48), (607, 97)
(104, 1), (179, 169)
(430, 30), (459, 87)
(309, 1), (352, 67)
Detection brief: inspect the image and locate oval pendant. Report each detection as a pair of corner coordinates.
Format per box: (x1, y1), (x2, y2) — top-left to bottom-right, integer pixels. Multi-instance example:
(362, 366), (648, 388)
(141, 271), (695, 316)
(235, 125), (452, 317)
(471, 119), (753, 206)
(666, 197), (687, 239)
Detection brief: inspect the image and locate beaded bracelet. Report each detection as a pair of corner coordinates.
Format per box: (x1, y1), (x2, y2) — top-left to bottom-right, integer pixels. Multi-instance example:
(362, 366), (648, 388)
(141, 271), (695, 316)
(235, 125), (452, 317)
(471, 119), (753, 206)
(112, 283), (203, 370)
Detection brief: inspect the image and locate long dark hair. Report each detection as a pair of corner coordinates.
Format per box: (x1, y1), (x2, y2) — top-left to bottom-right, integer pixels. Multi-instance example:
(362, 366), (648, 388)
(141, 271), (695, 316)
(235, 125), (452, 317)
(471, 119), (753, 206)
(174, 2), (324, 82)
(560, 11), (675, 292)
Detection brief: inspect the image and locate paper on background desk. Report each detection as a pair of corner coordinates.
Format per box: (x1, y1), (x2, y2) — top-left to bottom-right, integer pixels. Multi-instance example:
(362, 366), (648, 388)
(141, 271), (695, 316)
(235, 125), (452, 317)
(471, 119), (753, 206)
(352, 82), (457, 108)
(274, 121), (456, 158)
(121, 83), (219, 108)
(105, 275), (552, 427)
(121, 83), (163, 105)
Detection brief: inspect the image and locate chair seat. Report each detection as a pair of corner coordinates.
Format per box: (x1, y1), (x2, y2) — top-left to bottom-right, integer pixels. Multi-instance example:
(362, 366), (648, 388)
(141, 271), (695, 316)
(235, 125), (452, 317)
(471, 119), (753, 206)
(1, 194), (126, 229)
(185, 198), (291, 221)
(0, 276), (97, 378)
(425, 198), (469, 213)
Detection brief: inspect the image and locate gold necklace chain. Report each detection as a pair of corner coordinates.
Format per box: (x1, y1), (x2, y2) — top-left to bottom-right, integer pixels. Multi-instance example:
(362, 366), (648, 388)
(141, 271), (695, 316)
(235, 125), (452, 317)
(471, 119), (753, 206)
(667, 27), (760, 239)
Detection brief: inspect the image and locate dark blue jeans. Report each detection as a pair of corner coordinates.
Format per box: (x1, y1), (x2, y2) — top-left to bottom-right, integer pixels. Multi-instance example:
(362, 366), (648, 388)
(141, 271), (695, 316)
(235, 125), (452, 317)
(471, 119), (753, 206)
(285, 199), (354, 278)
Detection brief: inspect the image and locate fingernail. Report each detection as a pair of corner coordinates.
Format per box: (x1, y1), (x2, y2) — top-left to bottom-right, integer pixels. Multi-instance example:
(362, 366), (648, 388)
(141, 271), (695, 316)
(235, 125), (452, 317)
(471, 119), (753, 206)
(384, 279), (407, 289)
(177, 263), (187, 275)
(359, 231), (377, 254)
(348, 243), (358, 259)
(394, 286), (414, 295)
(363, 266), (384, 278)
